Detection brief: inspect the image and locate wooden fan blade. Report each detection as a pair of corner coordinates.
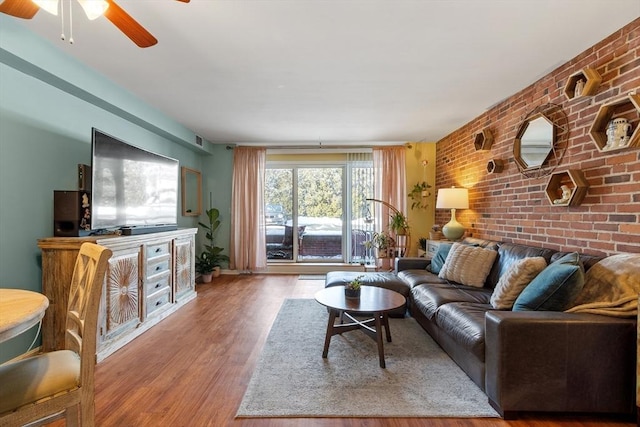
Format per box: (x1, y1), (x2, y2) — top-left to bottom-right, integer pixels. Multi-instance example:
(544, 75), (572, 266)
(175, 0), (190, 2)
(104, 0), (157, 48)
(0, 0), (40, 19)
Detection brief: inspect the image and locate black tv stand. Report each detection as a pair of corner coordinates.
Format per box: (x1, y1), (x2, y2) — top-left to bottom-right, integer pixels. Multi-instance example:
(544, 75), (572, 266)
(120, 225), (178, 236)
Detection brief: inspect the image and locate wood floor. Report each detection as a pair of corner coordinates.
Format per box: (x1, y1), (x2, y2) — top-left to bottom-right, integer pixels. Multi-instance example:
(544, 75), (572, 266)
(52, 274), (634, 427)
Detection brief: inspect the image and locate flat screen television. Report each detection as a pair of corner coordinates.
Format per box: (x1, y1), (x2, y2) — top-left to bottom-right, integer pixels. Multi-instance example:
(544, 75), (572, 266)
(91, 128), (179, 234)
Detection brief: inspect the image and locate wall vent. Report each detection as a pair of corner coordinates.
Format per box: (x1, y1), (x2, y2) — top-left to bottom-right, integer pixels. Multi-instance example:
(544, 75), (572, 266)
(195, 135), (203, 147)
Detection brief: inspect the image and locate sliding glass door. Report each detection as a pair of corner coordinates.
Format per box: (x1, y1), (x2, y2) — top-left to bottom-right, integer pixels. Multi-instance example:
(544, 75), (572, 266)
(265, 155), (373, 264)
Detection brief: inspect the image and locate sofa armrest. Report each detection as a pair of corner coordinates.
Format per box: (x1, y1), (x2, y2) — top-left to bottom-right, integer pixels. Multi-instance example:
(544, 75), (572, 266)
(394, 257), (430, 273)
(484, 310), (636, 417)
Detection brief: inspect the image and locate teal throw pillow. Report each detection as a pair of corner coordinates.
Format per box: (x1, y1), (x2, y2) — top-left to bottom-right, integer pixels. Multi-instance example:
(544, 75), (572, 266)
(513, 252), (585, 311)
(427, 243), (453, 274)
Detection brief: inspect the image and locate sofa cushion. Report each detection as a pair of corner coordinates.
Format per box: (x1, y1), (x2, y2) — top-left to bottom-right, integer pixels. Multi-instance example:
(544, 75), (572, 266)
(427, 243), (453, 274)
(397, 269), (446, 288)
(410, 282), (492, 320)
(486, 242), (558, 289)
(513, 252), (585, 311)
(490, 256), (547, 309)
(434, 302), (493, 362)
(439, 242), (498, 288)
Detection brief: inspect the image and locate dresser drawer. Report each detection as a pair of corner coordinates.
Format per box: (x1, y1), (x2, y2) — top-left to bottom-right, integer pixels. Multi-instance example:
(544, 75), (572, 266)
(145, 274), (171, 295)
(146, 258), (171, 279)
(145, 242), (171, 261)
(146, 287), (171, 316)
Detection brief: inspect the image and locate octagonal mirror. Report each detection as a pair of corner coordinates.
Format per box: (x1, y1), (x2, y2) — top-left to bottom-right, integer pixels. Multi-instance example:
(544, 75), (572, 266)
(514, 113), (556, 171)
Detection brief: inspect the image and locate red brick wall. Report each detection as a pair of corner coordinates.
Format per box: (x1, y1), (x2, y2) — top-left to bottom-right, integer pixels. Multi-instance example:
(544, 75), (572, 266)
(435, 18), (640, 256)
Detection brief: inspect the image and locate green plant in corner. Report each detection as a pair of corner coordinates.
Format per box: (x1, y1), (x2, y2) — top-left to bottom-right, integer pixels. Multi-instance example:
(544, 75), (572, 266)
(195, 207), (229, 280)
(408, 181), (432, 210)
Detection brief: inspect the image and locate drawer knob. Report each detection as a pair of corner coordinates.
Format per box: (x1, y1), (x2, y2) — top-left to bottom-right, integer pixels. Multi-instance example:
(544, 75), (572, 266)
(155, 283), (161, 288)
(156, 301), (162, 306)
(156, 266), (161, 271)
(155, 248), (161, 253)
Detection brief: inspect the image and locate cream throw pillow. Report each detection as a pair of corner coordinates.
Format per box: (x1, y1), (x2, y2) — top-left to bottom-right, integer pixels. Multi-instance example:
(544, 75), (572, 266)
(490, 257), (547, 309)
(438, 242), (498, 288)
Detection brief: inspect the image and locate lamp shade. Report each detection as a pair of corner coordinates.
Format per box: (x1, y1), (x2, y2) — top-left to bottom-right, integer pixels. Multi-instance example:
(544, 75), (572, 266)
(436, 187), (469, 209)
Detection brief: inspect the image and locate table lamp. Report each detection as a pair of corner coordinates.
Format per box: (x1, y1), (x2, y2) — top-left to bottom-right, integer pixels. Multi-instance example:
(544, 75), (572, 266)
(436, 187), (469, 240)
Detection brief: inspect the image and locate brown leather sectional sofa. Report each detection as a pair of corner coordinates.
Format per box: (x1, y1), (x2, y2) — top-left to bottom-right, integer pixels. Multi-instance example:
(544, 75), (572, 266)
(394, 237), (636, 419)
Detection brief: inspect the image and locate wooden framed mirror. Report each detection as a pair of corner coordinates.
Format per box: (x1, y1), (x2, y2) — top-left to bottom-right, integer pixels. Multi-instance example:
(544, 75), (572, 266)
(513, 103), (569, 178)
(514, 113), (555, 171)
(181, 167), (202, 216)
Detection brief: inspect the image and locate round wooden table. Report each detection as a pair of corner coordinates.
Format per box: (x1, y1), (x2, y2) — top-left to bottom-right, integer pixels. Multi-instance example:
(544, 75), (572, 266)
(0, 289), (49, 343)
(314, 285), (406, 368)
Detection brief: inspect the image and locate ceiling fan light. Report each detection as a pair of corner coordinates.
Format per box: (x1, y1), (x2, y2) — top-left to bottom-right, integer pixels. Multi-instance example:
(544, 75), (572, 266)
(77, 0), (109, 20)
(32, 0), (59, 16)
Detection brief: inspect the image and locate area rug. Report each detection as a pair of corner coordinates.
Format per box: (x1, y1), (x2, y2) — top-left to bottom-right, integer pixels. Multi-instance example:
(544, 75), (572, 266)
(236, 299), (499, 418)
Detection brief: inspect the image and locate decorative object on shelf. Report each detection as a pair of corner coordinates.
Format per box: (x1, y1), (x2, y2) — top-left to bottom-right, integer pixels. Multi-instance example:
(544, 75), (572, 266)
(605, 117), (633, 150)
(563, 67), (602, 100)
(429, 225), (444, 240)
(435, 187), (469, 241)
(344, 275), (364, 299)
(552, 185), (572, 205)
(487, 159), (505, 174)
(513, 103), (569, 179)
(408, 181), (432, 210)
(473, 128), (494, 151)
(196, 202), (229, 282)
(574, 79), (585, 97)
(544, 170), (589, 207)
(589, 93), (640, 152)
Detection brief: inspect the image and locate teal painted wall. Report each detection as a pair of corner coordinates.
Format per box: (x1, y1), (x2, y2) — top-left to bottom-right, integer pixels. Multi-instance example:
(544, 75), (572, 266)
(0, 17), (233, 362)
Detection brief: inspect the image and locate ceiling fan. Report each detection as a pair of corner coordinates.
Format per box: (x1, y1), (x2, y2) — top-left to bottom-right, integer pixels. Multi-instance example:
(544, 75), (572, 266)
(0, 0), (189, 48)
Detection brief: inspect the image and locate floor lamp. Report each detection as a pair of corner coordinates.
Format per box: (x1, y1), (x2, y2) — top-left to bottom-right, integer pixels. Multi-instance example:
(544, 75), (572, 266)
(436, 187), (469, 241)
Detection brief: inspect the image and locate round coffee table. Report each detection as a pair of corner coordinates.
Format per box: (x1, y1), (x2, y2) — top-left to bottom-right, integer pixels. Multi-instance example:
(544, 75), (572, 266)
(314, 285), (406, 368)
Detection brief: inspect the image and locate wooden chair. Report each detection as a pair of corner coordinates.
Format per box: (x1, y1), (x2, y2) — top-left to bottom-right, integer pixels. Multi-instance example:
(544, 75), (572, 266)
(0, 243), (112, 427)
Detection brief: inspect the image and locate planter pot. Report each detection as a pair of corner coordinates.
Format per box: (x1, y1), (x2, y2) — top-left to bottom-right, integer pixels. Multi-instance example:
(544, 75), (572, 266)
(345, 288), (361, 299)
(212, 266), (221, 278)
(201, 272), (213, 283)
(418, 249), (426, 258)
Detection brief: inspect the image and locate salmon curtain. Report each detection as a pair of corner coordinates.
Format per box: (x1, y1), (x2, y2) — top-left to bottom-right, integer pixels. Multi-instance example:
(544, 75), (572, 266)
(373, 146), (407, 270)
(230, 147), (267, 272)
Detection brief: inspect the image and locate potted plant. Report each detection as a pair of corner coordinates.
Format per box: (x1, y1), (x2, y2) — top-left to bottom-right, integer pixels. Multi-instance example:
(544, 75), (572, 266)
(389, 211), (410, 236)
(418, 237), (427, 257)
(429, 224), (444, 240)
(369, 231), (394, 258)
(408, 181), (432, 210)
(345, 275), (364, 299)
(196, 207), (229, 282)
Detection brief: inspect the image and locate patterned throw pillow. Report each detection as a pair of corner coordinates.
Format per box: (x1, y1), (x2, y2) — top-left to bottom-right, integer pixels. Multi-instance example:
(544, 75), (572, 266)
(438, 242), (498, 288)
(490, 257), (547, 309)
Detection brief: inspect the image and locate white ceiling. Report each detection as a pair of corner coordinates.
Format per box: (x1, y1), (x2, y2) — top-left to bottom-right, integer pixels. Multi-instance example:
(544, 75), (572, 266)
(11, 0), (640, 146)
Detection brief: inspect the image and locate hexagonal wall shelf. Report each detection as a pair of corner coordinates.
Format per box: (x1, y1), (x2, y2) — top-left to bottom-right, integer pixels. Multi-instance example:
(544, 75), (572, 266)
(486, 159), (504, 174)
(588, 93), (640, 152)
(473, 128), (494, 151)
(544, 169), (589, 207)
(563, 67), (602, 101)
